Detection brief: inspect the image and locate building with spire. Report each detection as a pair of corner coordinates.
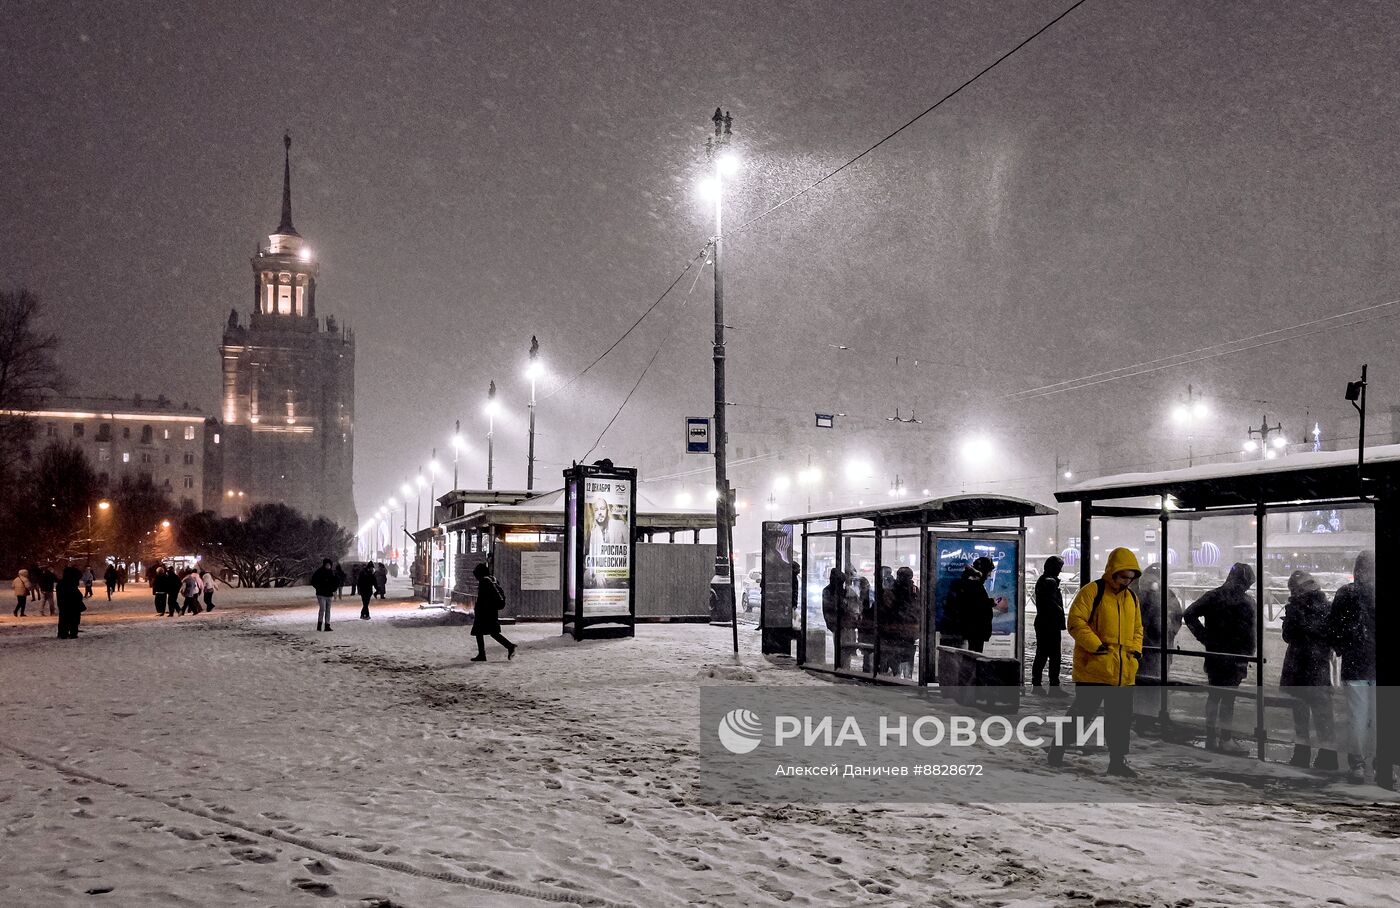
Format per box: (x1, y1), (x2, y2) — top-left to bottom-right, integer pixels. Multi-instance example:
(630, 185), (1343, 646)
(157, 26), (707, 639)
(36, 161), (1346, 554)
(219, 135), (356, 529)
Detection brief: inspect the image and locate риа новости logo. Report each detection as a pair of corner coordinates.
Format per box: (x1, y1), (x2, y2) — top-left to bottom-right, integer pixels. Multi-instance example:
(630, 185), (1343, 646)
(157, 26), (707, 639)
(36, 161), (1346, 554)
(717, 708), (763, 754)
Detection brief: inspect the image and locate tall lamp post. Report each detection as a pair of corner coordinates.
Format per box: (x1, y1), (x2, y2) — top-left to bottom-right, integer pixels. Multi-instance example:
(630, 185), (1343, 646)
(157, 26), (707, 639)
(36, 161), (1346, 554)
(1243, 415), (1286, 460)
(1170, 387), (1210, 570)
(451, 423), (466, 492)
(485, 381), (499, 490)
(703, 106), (739, 643)
(87, 499), (111, 565)
(526, 336), (541, 491)
(399, 481), (412, 573)
(386, 497), (398, 566)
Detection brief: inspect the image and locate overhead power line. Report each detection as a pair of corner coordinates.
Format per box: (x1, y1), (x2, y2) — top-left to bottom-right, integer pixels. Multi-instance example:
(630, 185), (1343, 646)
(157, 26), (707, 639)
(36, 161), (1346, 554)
(1002, 296), (1400, 403)
(733, 0), (1091, 235)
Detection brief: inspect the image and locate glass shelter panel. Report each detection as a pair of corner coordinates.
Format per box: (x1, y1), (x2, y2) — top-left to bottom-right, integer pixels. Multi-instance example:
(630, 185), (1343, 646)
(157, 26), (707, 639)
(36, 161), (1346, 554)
(876, 531), (921, 682)
(804, 534), (838, 672)
(840, 532), (876, 677)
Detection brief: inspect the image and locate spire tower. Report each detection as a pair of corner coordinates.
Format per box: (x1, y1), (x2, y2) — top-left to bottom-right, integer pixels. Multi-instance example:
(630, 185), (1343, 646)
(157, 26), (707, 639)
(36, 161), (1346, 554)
(277, 133), (298, 237)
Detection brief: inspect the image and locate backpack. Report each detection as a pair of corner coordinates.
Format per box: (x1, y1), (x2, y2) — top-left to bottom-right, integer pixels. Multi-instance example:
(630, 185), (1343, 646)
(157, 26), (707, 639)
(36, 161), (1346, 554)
(1087, 580), (1138, 627)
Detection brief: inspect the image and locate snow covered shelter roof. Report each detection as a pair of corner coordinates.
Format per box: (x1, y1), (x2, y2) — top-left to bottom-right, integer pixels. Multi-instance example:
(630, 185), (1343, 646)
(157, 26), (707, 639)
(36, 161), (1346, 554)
(779, 493), (1055, 527)
(1056, 444), (1400, 509)
(441, 487), (715, 533)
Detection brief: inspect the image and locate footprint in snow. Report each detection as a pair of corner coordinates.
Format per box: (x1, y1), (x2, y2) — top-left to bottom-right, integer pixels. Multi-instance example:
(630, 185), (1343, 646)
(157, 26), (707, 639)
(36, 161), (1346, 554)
(292, 878), (337, 897)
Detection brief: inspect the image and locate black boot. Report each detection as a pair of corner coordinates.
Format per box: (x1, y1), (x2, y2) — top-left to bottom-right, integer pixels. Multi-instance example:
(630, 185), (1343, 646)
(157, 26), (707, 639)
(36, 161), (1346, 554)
(1378, 762), (1395, 792)
(316, 619), (323, 632)
(1313, 749), (1339, 771)
(1288, 744), (1311, 768)
(1107, 756), (1138, 778)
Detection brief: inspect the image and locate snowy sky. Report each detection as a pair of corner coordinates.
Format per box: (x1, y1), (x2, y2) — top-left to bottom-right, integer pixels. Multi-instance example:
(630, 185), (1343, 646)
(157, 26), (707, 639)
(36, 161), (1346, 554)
(5, 0), (1400, 519)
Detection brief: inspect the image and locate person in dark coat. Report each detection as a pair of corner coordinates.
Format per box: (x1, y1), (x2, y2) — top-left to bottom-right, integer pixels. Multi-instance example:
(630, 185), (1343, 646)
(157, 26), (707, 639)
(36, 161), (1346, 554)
(877, 566), (920, 678)
(56, 566), (85, 639)
(821, 568), (850, 668)
(151, 564), (168, 615)
(116, 565), (127, 591)
(1326, 551), (1384, 785)
(470, 562), (515, 661)
(1135, 563), (1184, 683)
(103, 564), (118, 601)
(1184, 562), (1257, 754)
(374, 562), (388, 599)
(333, 561), (347, 600)
(161, 566), (185, 615)
(1281, 570), (1337, 770)
(311, 558), (338, 631)
(38, 567), (57, 616)
(356, 563), (376, 620)
(944, 558), (1003, 652)
(1032, 556), (1067, 695)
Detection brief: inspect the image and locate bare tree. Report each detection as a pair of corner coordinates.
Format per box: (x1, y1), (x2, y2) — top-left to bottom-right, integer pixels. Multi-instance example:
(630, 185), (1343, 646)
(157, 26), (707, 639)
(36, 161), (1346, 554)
(0, 289), (64, 479)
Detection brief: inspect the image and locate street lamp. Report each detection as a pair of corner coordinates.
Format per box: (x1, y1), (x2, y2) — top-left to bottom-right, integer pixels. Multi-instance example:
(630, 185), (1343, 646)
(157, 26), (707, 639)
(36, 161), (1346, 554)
(450, 424), (468, 492)
(415, 472), (426, 532)
(399, 481), (412, 573)
(427, 451), (441, 528)
(1244, 415), (1284, 460)
(703, 106), (738, 642)
(1171, 384), (1210, 466)
(87, 499), (111, 565)
(484, 381), (499, 490)
(797, 464), (822, 512)
(525, 336), (542, 491)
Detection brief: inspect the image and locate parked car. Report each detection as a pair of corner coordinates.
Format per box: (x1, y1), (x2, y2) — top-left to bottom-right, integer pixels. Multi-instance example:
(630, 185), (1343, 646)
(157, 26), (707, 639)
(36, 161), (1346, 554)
(741, 570), (762, 612)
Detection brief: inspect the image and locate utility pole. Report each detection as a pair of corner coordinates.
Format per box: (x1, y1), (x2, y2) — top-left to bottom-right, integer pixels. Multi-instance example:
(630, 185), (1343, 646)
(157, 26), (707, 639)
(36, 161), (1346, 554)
(486, 380), (498, 491)
(453, 420), (461, 492)
(1346, 364), (1368, 497)
(527, 336), (540, 491)
(705, 106), (738, 649)
(1245, 414), (1285, 459)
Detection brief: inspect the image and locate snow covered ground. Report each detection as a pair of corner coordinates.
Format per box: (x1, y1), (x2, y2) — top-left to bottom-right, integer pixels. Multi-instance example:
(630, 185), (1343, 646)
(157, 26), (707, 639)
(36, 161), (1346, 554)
(1, 582), (1396, 906)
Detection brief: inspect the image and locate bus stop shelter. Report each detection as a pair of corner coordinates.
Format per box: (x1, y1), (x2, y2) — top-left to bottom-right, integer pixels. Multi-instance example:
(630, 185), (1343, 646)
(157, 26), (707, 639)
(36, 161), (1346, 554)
(1055, 444), (1398, 766)
(760, 494), (1056, 686)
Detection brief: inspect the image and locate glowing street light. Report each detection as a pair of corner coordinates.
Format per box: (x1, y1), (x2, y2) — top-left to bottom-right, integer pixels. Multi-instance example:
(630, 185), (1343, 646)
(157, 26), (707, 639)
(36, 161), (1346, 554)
(960, 436), (995, 462)
(485, 380), (499, 490)
(450, 423), (467, 491)
(526, 336), (542, 490)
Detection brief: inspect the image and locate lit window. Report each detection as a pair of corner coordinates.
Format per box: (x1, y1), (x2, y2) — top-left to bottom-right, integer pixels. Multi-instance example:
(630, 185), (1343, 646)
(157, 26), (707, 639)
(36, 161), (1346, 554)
(213, 433), (220, 444)
(278, 283), (292, 315)
(264, 281), (275, 313)
(121, 452), (130, 463)
(295, 284), (305, 316)
(184, 426), (195, 440)
(163, 428), (170, 440)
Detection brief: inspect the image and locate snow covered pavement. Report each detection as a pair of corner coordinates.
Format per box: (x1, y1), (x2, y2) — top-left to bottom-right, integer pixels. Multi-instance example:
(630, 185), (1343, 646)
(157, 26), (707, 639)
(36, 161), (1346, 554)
(0, 590), (1396, 906)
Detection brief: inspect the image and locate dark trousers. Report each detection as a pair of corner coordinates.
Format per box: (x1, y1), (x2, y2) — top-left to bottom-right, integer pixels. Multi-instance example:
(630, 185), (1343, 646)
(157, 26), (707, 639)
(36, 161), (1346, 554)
(203, 589), (214, 610)
(1290, 687), (1336, 748)
(105, 582), (115, 600)
(1206, 685), (1241, 741)
(14, 596), (25, 616)
(1032, 636), (1061, 686)
(475, 632), (514, 656)
(360, 590), (373, 619)
(184, 595), (201, 615)
(155, 593), (167, 615)
(1058, 682), (1133, 759)
(966, 638), (984, 653)
(57, 609), (81, 638)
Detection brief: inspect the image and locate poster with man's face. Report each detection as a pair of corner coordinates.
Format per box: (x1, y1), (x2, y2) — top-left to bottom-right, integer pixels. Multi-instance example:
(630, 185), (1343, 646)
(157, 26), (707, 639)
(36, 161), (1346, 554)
(582, 477), (632, 616)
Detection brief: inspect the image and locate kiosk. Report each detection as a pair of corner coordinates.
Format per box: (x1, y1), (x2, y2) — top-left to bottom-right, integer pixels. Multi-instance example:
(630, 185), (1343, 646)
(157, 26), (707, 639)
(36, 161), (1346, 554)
(563, 461), (639, 640)
(761, 494), (1055, 689)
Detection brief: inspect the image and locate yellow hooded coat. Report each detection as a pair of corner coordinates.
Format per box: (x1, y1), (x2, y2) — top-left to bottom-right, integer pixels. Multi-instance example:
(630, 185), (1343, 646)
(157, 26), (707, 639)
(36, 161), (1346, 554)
(1067, 547), (1144, 686)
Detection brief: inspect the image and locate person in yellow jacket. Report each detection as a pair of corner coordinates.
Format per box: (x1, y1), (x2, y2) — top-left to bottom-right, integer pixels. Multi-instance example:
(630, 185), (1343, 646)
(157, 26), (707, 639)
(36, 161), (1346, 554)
(1047, 547), (1144, 778)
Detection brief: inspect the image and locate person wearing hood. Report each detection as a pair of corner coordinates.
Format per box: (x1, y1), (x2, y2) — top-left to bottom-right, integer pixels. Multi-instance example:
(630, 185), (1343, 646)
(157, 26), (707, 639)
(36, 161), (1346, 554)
(81, 565), (95, 599)
(56, 566), (85, 639)
(1281, 570), (1337, 770)
(821, 568), (854, 668)
(12, 569), (33, 617)
(374, 562), (388, 599)
(1326, 551), (1387, 787)
(1048, 547), (1143, 778)
(356, 563), (376, 620)
(1184, 562), (1257, 755)
(1134, 563), (1184, 683)
(943, 557), (1004, 652)
(1032, 555), (1068, 696)
(103, 564), (118, 601)
(470, 562), (516, 662)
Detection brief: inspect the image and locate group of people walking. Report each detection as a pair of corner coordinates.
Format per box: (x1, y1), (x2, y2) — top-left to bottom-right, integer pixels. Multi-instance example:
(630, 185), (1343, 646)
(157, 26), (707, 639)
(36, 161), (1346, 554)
(10, 564), (111, 638)
(149, 564), (217, 617)
(1033, 547), (1388, 788)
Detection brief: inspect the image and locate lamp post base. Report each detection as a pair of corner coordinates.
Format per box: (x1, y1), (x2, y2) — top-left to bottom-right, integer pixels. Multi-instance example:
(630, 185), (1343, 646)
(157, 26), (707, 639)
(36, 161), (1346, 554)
(709, 574), (734, 624)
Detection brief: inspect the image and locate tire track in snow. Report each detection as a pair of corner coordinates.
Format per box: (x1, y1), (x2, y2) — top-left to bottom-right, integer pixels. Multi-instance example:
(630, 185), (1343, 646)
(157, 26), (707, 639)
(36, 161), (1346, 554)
(0, 741), (628, 908)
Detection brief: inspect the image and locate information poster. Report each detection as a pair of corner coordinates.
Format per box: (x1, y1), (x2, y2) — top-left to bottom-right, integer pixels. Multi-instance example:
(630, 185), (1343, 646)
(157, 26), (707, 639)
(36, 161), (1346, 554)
(762, 522), (795, 628)
(931, 536), (1019, 642)
(581, 476), (633, 616)
(521, 551), (560, 591)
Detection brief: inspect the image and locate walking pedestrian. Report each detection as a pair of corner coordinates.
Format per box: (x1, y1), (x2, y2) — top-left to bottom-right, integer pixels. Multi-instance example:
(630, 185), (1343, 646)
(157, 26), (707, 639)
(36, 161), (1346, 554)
(1184, 562), (1257, 756)
(374, 562), (388, 599)
(103, 564), (118, 601)
(1032, 555), (1068, 696)
(1281, 570), (1337, 770)
(151, 565), (168, 615)
(356, 563), (375, 619)
(161, 565), (184, 615)
(200, 567), (218, 611)
(1047, 547), (1144, 778)
(116, 565), (127, 591)
(12, 568), (33, 617)
(38, 567), (57, 616)
(470, 562), (516, 661)
(333, 561), (347, 600)
(81, 565), (95, 599)
(180, 569), (203, 615)
(1326, 551), (1387, 787)
(311, 558), (337, 631)
(56, 566), (85, 639)
(1134, 563), (1184, 682)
